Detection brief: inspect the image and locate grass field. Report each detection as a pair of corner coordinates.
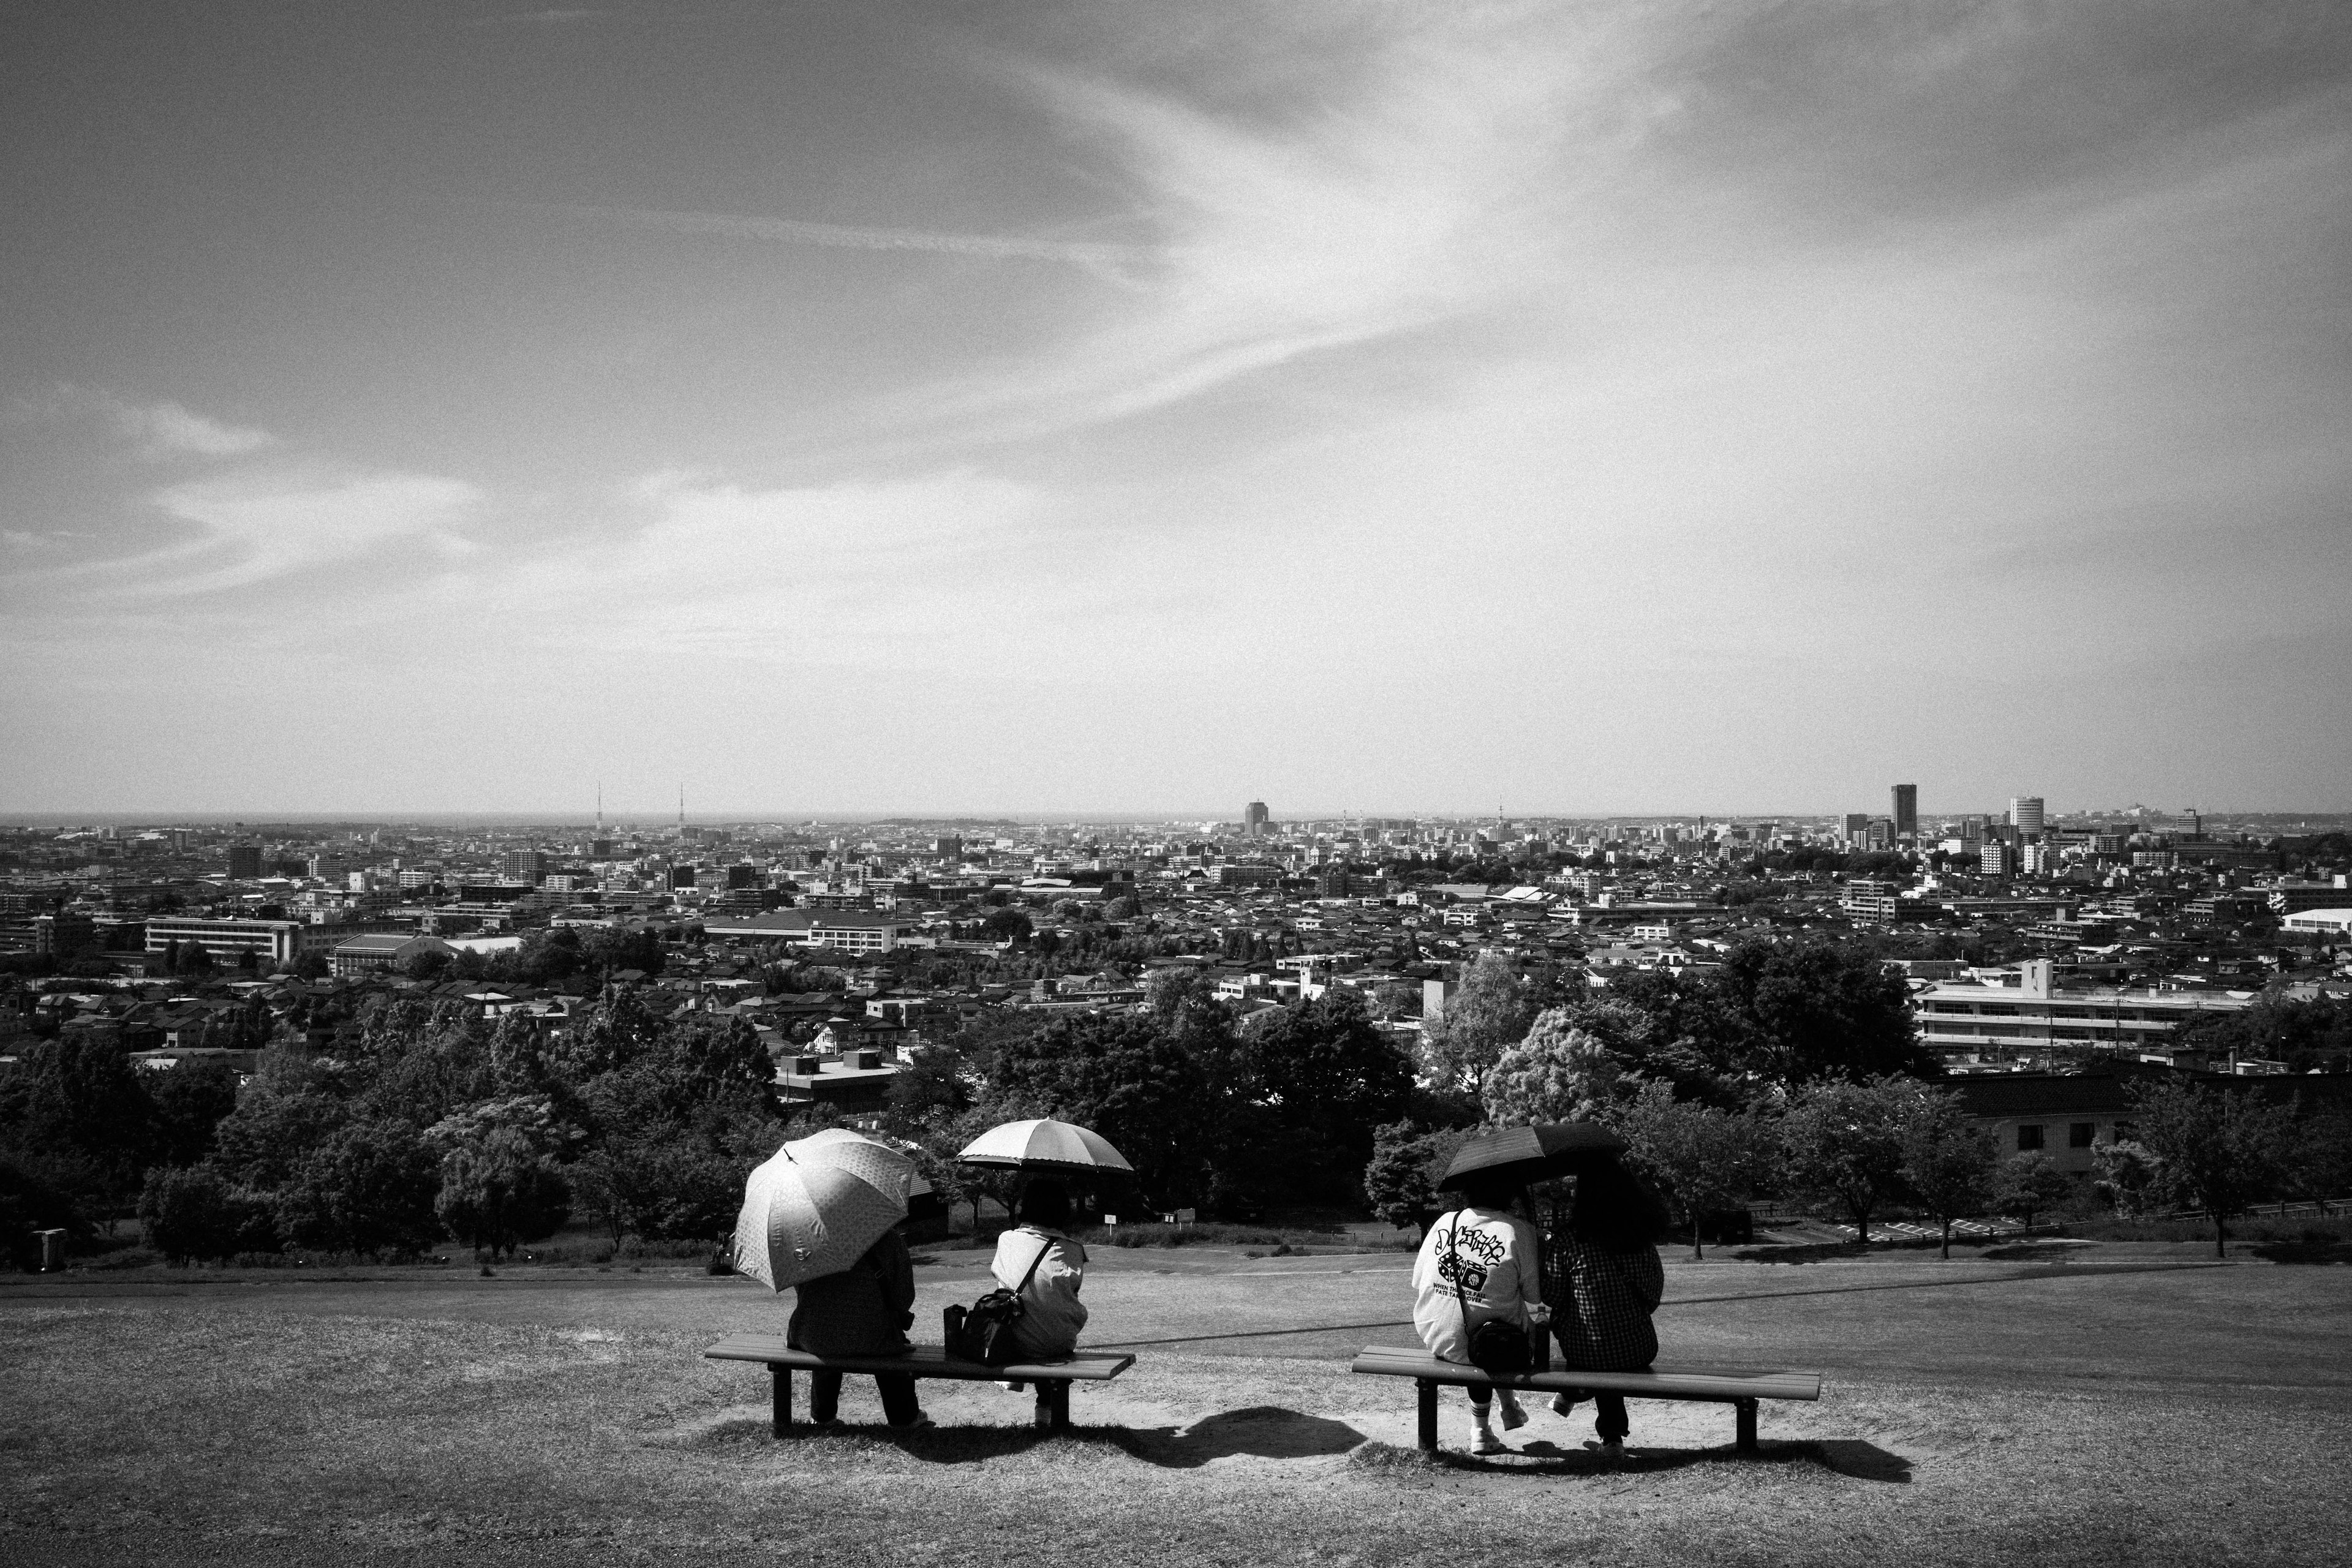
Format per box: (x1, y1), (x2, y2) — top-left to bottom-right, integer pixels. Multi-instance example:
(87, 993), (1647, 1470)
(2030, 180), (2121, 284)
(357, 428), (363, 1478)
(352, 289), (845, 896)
(3, 1238), (2346, 1566)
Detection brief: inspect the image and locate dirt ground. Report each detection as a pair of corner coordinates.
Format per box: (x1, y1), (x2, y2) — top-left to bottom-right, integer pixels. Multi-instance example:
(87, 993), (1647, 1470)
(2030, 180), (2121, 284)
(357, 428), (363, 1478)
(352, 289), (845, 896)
(2, 1240), (2345, 1566)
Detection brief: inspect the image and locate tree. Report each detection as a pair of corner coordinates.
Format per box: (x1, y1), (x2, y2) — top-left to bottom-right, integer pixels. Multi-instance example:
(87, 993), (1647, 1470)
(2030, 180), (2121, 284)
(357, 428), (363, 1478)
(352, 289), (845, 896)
(2289, 1109), (2352, 1202)
(1419, 952), (1545, 1091)
(980, 909), (1033, 944)
(1681, 938), (1936, 1087)
(1618, 1081), (1778, 1259)
(1242, 990), (1414, 1200)
(1779, 1076), (1923, 1245)
(434, 1128), (570, 1260)
(0, 1037), (157, 1203)
(138, 1165), (243, 1265)
(1480, 1010), (1638, 1128)
(1361, 1120), (1474, 1233)
(983, 1012), (1226, 1208)
(1992, 1151), (2075, 1231)
(274, 1120), (441, 1259)
(1898, 1091), (1997, 1259)
(208, 1075), (349, 1191)
(2127, 1080), (2294, 1257)
(145, 1058), (244, 1169)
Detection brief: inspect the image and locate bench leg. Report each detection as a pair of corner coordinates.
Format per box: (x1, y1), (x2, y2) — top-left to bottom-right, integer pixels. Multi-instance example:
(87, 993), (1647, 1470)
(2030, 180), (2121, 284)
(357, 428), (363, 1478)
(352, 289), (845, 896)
(1735, 1398), (1757, 1454)
(1033, 1380), (1069, 1433)
(772, 1366), (793, 1439)
(1417, 1379), (1438, 1453)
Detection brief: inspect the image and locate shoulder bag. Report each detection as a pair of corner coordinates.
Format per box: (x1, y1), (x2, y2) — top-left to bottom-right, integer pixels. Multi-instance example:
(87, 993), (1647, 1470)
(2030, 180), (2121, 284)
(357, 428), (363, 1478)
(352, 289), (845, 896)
(945, 1230), (1056, 1366)
(1448, 1213), (1532, 1379)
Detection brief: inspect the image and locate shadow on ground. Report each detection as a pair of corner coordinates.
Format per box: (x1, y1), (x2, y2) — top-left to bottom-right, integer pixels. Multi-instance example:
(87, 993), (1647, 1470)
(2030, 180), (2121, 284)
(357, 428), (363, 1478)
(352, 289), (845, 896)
(1978, 1242), (2096, 1262)
(1345, 1436), (1913, 1483)
(1729, 1242), (1872, 1265)
(651, 1408), (1363, 1468)
(1117, 1406), (1366, 1468)
(2249, 1238), (2352, 1265)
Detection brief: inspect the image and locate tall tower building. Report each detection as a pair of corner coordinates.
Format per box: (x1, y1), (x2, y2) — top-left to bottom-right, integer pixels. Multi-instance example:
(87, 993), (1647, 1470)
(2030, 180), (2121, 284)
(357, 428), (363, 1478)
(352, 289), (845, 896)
(1891, 783), (1917, 839)
(1243, 801), (1270, 837)
(2010, 796), (2045, 837)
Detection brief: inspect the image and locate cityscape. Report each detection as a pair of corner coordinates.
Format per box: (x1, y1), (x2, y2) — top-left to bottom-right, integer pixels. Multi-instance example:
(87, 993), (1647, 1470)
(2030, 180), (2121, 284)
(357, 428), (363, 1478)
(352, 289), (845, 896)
(9, 791), (2349, 1100)
(4, 2), (2349, 1563)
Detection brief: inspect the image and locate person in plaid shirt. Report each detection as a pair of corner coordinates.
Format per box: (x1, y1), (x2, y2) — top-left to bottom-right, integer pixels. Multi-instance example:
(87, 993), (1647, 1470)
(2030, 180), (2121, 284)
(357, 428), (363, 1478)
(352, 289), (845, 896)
(1549, 1160), (1668, 1458)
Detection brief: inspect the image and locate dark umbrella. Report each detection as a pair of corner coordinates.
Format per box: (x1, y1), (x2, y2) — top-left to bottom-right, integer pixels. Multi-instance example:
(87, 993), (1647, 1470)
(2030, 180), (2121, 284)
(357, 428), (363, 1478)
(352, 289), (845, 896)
(1437, 1122), (1626, 1191)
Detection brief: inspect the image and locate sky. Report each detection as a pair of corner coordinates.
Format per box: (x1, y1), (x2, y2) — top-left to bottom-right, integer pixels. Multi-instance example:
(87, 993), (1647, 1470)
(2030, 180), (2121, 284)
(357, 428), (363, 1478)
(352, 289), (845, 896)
(2, 1), (2348, 821)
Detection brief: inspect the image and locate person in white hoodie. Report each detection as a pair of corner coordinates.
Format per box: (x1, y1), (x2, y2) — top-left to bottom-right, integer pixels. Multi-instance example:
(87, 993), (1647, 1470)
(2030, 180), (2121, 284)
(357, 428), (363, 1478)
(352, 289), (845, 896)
(1411, 1172), (1548, 1454)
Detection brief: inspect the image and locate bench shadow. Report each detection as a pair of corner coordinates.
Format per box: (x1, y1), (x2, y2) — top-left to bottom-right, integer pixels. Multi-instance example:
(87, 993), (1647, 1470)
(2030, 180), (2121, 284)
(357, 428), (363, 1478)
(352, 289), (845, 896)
(1346, 1436), (1913, 1483)
(1113, 1407), (1366, 1469)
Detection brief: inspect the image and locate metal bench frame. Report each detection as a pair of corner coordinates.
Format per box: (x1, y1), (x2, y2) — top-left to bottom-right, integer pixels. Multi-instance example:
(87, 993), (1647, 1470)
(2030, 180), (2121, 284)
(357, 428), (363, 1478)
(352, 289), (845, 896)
(704, 1335), (1135, 1435)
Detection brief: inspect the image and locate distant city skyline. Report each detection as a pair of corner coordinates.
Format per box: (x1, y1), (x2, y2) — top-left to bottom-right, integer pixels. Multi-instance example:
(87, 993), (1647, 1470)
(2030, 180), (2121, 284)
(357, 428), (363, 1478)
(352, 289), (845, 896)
(4, 6), (2347, 813)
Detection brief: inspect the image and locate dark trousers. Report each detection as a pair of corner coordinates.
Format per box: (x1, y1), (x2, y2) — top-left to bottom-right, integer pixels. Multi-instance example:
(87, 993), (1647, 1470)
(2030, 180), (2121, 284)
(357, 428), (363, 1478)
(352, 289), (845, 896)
(1553, 1388), (1631, 1441)
(809, 1370), (920, 1427)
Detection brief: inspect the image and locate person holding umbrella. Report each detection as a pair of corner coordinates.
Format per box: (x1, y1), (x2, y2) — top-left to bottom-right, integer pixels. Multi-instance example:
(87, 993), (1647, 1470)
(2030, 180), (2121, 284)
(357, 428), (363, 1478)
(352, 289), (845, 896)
(987, 1178), (1089, 1369)
(957, 1118), (1127, 1377)
(730, 1128), (933, 1431)
(788, 1227), (932, 1430)
(1547, 1158), (1669, 1460)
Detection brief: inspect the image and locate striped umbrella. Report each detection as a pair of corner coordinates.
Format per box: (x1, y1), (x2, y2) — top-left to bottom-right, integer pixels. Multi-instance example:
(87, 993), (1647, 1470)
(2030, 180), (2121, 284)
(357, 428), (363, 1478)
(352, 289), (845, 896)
(729, 1128), (915, 1292)
(956, 1117), (1134, 1176)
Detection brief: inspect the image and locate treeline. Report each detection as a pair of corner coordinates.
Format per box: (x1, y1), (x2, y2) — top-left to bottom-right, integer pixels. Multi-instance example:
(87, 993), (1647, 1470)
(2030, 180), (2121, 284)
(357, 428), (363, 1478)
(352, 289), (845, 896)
(0, 990), (779, 1267)
(1367, 947), (2352, 1259)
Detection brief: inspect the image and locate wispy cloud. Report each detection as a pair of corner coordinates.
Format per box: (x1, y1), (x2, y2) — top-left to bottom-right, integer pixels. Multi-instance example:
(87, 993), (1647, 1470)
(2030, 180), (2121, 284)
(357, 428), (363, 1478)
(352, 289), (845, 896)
(526, 202), (1149, 281)
(85, 390), (274, 460)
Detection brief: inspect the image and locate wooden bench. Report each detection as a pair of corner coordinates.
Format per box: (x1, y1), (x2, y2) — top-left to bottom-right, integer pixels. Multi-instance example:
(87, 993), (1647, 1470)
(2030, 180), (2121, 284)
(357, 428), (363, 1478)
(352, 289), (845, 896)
(1351, 1345), (1821, 1454)
(704, 1334), (1135, 1435)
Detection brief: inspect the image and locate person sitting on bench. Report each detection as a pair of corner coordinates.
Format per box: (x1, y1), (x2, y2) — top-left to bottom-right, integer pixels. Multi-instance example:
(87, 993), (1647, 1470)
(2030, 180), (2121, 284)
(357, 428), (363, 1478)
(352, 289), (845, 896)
(1412, 1172), (1547, 1454)
(1548, 1160), (1668, 1459)
(990, 1180), (1088, 1390)
(787, 1226), (933, 1430)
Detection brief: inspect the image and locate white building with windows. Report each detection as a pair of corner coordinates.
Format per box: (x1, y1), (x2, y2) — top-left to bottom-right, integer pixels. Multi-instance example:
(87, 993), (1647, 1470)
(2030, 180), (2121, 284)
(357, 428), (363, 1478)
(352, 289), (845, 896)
(1912, 960), (2255, 1065)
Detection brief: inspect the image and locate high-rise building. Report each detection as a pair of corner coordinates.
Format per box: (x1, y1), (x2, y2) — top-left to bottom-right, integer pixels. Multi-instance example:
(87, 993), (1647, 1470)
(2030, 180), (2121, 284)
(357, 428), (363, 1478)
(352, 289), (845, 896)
(226, 845), (262, 879)
(1841, 813), (1871, 845)
(503, 850), (550, 884)
(1244, 801), (1270, 837)
(2010, 796), (2046, 837)
(1891, 784), (1917, 838)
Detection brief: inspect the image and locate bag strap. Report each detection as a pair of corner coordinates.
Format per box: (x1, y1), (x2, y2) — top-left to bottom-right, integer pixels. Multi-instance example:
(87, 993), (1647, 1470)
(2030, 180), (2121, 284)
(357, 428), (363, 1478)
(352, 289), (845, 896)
(1446, 1212), (1476, 1346)
(1009, 1227), (1055, 1298)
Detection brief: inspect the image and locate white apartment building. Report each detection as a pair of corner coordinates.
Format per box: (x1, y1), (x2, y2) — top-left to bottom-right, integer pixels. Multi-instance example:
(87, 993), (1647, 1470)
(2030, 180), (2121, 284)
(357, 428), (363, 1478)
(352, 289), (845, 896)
(1913, 960), (2256, 1063)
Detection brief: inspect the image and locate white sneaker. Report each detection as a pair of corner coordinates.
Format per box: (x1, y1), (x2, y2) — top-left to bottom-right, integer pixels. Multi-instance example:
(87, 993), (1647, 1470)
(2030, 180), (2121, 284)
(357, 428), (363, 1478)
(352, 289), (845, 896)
(1551, 1393), (1580, 1419)
(1585, 1439), (1625, 1462)
(1471, 1427), (1509, 1456)
(1498, 1396), (1529, 1431)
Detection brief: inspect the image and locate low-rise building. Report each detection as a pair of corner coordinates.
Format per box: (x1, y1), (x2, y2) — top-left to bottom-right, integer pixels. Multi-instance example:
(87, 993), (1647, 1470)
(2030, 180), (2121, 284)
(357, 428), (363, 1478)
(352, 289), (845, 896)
(1912, 959), (2256, 1065)
(145, 916), (304, 968)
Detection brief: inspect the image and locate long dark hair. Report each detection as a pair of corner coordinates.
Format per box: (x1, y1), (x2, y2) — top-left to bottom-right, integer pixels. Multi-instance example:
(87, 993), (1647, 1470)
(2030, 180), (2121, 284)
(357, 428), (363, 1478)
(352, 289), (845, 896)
(1569, 1160), (1669, 1253)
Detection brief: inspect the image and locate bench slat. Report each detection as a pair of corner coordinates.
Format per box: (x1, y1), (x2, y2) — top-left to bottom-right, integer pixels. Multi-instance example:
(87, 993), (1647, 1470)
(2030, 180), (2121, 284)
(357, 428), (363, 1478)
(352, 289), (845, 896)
(704, 1335), (1134, 1382)
(1351, 1346), (1819, 1403)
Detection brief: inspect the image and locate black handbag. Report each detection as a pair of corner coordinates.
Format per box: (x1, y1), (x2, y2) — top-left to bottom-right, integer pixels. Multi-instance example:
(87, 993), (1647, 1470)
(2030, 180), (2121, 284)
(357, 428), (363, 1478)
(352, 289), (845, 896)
(1447, 1213), (1532, 1379)
(948, 1230), (1055, 1366)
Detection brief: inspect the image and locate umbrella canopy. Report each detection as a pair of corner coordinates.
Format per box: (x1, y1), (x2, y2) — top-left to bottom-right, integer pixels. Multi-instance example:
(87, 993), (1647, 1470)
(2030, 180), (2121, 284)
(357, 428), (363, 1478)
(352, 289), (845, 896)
(957, 1118), (1134, 1176)
(1437, 1122), (1627, 1191)
(729, 1128), (915, 1292)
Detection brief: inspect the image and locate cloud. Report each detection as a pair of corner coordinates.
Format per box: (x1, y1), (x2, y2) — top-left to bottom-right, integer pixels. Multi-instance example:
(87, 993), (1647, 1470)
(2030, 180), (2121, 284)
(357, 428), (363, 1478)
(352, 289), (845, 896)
(59, 469), (486, 598)
(89, 392), (275, 460)
(525, 202), (1148, 281)
(867, 19), (1604, 447)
